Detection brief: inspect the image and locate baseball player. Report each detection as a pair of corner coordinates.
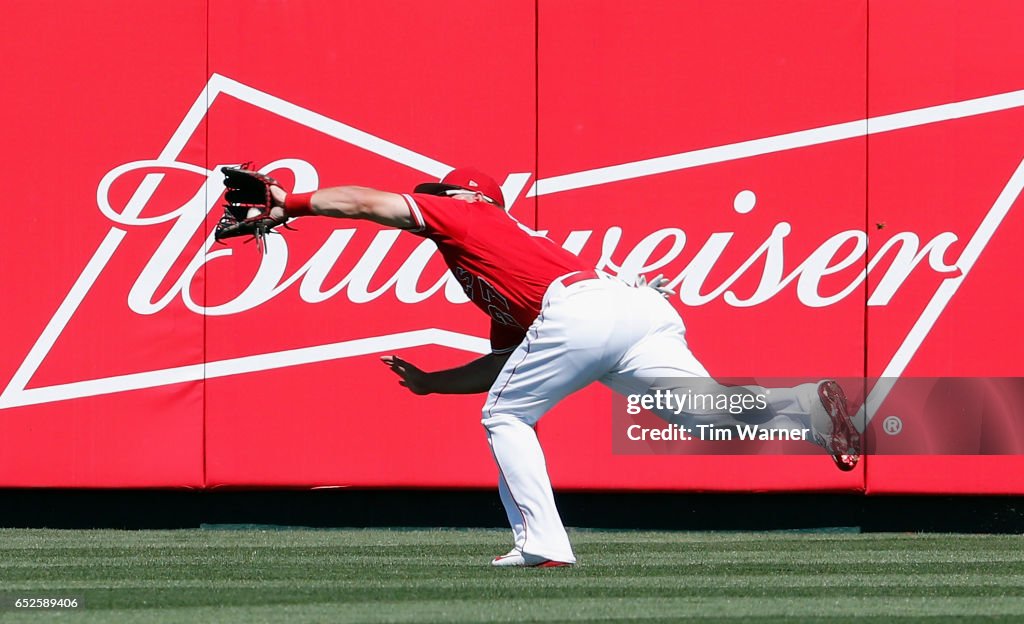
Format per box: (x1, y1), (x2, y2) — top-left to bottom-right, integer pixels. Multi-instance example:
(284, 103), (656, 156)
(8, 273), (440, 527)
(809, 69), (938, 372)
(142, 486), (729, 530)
(217, 165), (860, 567)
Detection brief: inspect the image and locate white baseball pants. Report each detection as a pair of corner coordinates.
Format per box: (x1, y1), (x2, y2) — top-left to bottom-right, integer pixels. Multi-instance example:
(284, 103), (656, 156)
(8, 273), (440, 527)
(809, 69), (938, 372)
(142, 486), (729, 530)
(481, 273), (821, 563)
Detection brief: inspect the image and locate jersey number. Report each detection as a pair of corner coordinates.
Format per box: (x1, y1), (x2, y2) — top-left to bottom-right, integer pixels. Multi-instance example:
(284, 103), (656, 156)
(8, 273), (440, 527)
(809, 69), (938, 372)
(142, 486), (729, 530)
(454, 268), (519, 327)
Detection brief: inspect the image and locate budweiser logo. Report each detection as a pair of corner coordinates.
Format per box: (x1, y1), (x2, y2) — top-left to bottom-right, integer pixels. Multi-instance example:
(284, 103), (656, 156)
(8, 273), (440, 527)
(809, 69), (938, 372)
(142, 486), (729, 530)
(3, 75), (1023, 412)
(91, 159), (966, 315)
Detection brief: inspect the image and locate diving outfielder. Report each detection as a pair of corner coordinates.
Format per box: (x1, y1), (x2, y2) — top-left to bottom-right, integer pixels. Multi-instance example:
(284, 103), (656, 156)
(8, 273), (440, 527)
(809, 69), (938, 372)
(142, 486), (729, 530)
(219, 166), (860, 568)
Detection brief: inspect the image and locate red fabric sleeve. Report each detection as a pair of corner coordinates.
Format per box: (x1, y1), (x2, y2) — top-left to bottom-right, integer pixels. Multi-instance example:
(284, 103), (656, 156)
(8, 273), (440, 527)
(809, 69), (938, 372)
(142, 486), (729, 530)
(405, 193), (471, 241)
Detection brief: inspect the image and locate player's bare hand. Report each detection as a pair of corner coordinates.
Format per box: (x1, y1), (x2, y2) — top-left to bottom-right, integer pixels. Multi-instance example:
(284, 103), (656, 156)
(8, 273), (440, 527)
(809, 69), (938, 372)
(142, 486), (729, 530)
(253, 186), (287, 222)
(242, 184), (286, 222)
(270, 185), (287, 208)
(247, 204), (288, 223)
(380, 355), (432, 395)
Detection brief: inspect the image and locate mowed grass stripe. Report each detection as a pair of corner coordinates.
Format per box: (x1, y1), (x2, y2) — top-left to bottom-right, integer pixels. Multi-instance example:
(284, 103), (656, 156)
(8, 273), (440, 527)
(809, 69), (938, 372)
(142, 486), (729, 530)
(6, 573), (1024, 591)
(5, 598), (1024, 624)
(2, 582), (1023, 606)
(3, 528), (1021, 545)
(8, 562), (1024, 583)
(7, 549), (1024, 565)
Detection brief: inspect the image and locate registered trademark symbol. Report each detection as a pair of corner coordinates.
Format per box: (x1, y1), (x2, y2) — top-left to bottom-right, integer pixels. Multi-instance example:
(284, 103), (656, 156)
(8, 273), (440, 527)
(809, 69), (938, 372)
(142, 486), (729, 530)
(882, 415), (903, 435)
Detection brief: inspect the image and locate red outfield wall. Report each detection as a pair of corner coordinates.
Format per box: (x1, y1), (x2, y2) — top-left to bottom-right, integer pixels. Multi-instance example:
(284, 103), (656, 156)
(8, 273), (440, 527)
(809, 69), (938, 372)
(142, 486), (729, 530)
(2, 0), (1023, 493)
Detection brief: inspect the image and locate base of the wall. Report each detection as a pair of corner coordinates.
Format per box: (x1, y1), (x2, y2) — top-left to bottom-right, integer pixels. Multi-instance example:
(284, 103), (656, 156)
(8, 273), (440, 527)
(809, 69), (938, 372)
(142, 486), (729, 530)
(0, 489), (1021, 533)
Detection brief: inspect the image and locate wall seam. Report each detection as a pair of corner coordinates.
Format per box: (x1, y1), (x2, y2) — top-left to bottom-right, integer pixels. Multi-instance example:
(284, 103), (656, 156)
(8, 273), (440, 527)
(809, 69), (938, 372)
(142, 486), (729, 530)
(534, 0), (540, 232)
(202, 0), (210, 489)
(863, 0), (871, 493)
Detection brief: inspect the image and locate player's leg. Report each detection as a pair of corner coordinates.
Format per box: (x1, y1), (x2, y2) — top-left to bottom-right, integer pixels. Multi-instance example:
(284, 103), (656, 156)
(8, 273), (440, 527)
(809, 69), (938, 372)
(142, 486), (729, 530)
(483, 279), (630, 565)
(494, 472), (524, 553)
(602, 286), (831, 435)
(602, 286), (860, 468)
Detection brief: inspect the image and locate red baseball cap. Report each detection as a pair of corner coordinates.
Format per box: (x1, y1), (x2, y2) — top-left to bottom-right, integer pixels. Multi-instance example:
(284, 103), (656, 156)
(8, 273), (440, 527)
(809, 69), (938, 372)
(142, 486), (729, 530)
(414, 167), (505, 207)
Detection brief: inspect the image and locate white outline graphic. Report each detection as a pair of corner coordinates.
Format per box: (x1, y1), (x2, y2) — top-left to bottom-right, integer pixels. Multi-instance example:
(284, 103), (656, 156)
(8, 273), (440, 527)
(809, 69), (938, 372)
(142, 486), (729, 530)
(1, 74), (1022, 414)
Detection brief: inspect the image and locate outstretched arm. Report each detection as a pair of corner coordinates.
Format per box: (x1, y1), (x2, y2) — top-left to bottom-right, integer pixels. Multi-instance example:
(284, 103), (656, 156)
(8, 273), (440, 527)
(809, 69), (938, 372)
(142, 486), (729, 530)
(380, 352), (513, 395)
(270, 185), (414, 229)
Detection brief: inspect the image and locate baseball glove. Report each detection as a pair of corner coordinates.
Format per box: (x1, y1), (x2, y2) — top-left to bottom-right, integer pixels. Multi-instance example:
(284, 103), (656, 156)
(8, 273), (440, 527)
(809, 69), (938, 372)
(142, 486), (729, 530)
(214, 165), (290, 251)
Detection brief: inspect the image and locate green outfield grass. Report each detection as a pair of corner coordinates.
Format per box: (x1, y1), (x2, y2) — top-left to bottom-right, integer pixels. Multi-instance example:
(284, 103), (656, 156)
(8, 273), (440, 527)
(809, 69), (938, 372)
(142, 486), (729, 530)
(1, 528), (1023, 623)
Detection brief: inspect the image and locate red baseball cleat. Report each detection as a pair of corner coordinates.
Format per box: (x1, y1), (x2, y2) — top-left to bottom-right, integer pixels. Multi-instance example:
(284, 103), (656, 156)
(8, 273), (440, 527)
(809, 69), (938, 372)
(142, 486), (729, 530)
(811, 380), (861, 471)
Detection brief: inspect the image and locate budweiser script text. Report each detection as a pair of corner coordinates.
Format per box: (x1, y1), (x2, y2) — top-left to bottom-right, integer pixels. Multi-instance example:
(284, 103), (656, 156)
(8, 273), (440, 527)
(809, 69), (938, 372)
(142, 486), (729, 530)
(98, 159), (964, 316)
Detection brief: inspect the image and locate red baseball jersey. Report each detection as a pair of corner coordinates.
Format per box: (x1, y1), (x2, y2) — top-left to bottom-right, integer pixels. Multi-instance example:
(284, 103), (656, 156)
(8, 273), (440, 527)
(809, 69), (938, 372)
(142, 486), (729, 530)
(402, 193), (588, 353)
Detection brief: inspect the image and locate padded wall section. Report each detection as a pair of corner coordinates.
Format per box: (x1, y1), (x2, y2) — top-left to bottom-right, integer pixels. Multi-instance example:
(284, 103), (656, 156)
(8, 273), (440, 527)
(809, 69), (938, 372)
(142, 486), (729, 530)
(203, 0), (537, 487)
(0, 0), (208, 486)
(864, 0), (1024, 493)
(536, 0), (868, 491)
